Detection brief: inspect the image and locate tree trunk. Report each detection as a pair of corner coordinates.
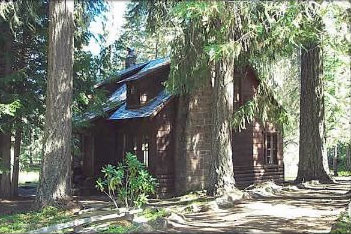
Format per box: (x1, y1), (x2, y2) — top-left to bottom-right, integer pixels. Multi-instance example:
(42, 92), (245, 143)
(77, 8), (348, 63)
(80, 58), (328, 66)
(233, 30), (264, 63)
(11, 129), (21, 196)
(349, 2), (351, 173)
(207, 56), (236, 196)
(29, 130), (34, 166)
(347, 145), (351, 171)
(333, 145), (338, 176)
(296, 43), (332, 183)
(36, 0), (74, 206)
(0, 20), (14, 198)
(0, 133), (13, 198)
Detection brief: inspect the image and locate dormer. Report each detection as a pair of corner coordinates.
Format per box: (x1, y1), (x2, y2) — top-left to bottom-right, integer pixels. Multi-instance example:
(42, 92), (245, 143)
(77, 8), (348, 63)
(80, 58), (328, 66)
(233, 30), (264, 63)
(126, 82), (140, 109)
(124, 58), (170, 109)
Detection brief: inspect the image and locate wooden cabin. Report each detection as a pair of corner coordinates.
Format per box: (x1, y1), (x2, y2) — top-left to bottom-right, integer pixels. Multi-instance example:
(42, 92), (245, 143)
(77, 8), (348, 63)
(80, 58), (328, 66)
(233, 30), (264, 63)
(75, 57), (284, 197)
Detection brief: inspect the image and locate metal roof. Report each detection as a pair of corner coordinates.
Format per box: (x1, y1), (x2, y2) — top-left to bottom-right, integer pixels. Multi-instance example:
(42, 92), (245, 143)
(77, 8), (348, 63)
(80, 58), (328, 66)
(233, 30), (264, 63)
(118, 58), (170, 83)
(109, 90), (172, 120)
(108, 84), (127, 103)
(78, 57), (171, 123)
(79, 84), (127, 121)
(94, 62), (148, 88)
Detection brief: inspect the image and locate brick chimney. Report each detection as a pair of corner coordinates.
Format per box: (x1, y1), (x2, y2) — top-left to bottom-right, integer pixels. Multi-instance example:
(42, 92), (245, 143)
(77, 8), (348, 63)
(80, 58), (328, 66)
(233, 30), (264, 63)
(125, 47), (136, 68)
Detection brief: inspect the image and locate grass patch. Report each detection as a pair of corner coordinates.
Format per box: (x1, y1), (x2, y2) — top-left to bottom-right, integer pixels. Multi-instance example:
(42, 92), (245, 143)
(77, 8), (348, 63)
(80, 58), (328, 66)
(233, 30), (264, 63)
(142, 208), (170, 221)
(102, 208), (170, 233)
(331, 211), (351, 234)
(101, 221), (140, 233)
(0, 206), (73, 233)
(338, 171), (351, 177)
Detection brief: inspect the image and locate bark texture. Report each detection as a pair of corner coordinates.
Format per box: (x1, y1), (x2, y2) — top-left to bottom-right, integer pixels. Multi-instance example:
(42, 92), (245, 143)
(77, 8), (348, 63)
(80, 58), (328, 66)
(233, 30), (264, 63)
(11, 129), (21, 196)
(347, 145), (351, 171)
(333, 145), (338, 176)
(296, 43), (332, 183)
(207, 57), (236, 196)
(36, 0), (74, 206)
(0, 133), (12, 198)
(0, 21), (14, 198)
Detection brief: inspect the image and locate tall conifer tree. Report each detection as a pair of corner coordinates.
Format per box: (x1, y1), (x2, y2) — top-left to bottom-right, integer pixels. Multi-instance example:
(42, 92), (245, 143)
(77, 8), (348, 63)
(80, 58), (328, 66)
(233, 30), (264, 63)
(36, 0), (74, 206)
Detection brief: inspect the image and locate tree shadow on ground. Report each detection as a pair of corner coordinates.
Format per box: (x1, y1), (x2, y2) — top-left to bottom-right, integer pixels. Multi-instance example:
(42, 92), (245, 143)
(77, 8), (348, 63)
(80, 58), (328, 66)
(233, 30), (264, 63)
(165, 177), (351, 233)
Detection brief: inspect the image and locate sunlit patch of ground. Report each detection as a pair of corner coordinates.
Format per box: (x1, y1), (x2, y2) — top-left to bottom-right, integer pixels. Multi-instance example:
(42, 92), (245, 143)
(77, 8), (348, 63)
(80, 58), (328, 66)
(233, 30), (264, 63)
(165, 177), (351, 233)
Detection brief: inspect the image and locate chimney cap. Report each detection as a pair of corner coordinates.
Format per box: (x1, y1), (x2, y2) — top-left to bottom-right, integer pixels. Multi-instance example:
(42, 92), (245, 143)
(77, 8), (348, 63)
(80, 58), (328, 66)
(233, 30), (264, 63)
(125, 47), (136, 68)
(127, 47), (135, 55)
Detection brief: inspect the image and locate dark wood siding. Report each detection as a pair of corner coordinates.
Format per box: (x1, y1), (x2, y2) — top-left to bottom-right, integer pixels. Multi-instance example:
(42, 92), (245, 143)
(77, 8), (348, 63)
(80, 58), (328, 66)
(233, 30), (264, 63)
(233, 67), (284, 187)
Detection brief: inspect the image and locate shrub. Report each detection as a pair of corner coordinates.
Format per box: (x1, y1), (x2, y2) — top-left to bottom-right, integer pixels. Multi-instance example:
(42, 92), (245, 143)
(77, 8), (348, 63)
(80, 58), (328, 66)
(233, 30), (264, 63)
(96, 152), (158, 208)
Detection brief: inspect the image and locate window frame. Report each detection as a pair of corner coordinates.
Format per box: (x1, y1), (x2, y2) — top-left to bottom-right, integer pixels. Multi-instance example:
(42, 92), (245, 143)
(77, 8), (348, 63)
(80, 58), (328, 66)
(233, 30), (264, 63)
(264, 132), (278, 165)
(142, 135), (149, 168)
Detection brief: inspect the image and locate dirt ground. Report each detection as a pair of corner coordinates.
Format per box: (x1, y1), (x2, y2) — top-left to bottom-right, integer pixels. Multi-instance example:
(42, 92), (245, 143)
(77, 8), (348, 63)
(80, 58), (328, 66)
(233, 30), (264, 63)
(0, 196), (35, 215)
(164, 177), (351, 233)
(1, 177), (350, 233)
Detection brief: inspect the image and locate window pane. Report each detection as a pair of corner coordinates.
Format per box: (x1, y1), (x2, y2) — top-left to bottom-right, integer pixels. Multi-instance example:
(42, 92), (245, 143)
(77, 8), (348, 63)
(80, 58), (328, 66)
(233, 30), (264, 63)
(142, 135), (149, 167)
(267, 156), (271, 164)
(144, 150), (148, 167)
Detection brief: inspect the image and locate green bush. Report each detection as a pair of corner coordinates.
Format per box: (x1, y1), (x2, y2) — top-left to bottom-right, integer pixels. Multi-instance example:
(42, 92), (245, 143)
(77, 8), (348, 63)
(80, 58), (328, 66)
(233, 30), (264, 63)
(96, 152), (158, 208)
(331, 212), (351, 234)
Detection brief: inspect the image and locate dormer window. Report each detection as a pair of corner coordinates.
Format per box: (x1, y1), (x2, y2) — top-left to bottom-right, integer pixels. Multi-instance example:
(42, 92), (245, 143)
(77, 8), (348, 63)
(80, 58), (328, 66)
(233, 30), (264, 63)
(130, 86), (137, 94)
(140, 93), (148, 105)
(127, 84), (140, 108)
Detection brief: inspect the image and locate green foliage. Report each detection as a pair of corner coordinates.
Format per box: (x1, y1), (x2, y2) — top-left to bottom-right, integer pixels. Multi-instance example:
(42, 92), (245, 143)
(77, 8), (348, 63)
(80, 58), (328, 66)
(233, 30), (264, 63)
(0, 206), (72, 233)
(96, 152), (158, 208)
(232, 80), (288, 131)
(142, 208), (170, 221)
(161, 0), (351, 136)
(102, 222), (140, 234)
(331, 212), (351, 234)
(108, 1), (173, 71)
(0, 101), (21, 117)
(338, 171), (351, 177)
(0, 0), (108, 173)
(327, 143), (351, 173)
(324, 44), (351, 147)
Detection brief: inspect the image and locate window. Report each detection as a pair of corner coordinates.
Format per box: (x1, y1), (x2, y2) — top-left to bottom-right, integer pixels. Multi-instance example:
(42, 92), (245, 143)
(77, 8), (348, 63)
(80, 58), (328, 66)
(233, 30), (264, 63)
(140, 93), (148, 105)
(265, 132), (278, 164)
(142, 135), (149, 167)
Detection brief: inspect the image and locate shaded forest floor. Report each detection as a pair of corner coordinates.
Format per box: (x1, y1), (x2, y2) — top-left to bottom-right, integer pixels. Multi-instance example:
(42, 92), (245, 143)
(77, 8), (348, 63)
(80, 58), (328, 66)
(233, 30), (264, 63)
(0, 177), (350, 233)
